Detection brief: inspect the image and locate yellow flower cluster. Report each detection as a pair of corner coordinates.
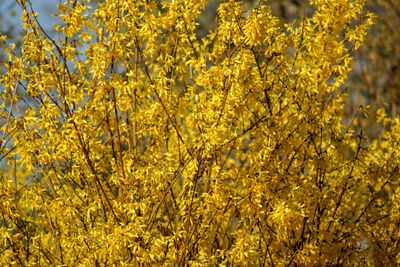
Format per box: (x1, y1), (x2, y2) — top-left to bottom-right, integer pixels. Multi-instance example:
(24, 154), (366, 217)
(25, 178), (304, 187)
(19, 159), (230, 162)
(0, 0), (399, 265)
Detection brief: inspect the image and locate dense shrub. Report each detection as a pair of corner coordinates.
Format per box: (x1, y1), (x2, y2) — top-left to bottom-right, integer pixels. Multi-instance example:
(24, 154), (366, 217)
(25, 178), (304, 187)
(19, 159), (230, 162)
(1, 0), (399, 265)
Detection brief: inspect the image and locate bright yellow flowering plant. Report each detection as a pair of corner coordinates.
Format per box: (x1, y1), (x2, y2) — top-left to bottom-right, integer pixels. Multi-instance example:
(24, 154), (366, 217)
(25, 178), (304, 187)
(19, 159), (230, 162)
(1, 0), (399, 265)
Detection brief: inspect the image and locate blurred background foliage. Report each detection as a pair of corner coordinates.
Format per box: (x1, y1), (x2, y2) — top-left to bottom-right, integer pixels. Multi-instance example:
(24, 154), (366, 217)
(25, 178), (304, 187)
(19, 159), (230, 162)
(0, 1), (22, 67)
(1, 0), (399, 138)
(350, 0), (400, 138)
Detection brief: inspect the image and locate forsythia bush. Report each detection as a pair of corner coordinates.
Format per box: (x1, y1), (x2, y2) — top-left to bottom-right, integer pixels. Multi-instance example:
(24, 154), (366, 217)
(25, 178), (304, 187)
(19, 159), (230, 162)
(1, 0), (399, 265)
